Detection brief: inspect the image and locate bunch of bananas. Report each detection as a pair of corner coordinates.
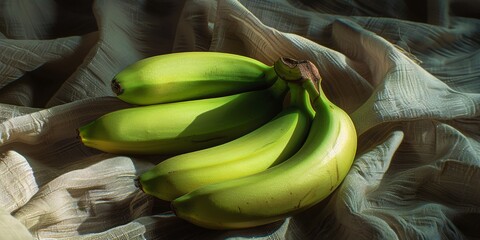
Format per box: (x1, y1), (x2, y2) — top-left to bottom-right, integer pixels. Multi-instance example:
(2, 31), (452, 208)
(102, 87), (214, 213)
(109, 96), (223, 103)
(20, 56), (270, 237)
(77, 52), (357, 229)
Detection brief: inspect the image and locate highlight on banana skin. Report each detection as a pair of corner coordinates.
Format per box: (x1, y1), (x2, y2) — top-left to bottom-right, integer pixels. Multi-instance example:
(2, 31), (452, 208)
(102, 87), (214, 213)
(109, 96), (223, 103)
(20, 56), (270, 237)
(77, 51), (357, 230)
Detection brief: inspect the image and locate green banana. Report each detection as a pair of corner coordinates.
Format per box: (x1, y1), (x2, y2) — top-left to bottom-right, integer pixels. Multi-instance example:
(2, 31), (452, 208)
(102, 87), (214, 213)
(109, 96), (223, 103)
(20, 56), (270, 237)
(137, 83), (313, 201)
(171, 59), (357, 229)
(78, 79), (287, 155)
(112, 52), (278, 105)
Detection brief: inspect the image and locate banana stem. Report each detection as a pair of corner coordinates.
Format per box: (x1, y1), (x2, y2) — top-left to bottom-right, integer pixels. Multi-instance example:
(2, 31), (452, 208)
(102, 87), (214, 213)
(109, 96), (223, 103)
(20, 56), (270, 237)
(287, 82), (315, 118)
(265, 66), (280, 85)
(287, 83), (304, 107)
(301, 79), (320, 102)
(274, 57), (324, 112)
(268, 77), (288, 100)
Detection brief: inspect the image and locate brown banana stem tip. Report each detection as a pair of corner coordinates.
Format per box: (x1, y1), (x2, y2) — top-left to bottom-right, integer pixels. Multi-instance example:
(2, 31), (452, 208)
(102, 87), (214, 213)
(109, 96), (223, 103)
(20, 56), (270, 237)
(134, 177), (144, 192)
(76, 128), (82, 140)
(279, 57), (322, 91)
(170, 202), (178, 216)
(111, 79), (124, 95)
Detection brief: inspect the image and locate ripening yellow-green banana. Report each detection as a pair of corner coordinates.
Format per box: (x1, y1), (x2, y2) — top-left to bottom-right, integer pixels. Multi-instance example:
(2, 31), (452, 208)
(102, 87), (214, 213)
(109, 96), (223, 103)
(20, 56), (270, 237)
(170, 59), (357, 230)
(137, 83), (313, 201)
(112, 52), (278, 105)
(78, 79), (288, 155)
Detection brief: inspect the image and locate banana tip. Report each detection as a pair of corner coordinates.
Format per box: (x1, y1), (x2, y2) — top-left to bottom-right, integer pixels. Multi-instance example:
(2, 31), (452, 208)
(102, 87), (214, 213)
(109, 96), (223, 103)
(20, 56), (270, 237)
(111, 79), (124, 95)
(170, 202), (178, 216)
(134, 177), (144, 191)
(75, 128), (81, 141)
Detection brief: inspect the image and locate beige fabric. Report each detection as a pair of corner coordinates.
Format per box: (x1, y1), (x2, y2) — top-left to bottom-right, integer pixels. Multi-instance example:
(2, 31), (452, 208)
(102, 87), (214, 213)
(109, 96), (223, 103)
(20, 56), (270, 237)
(1, 0), (479, 239)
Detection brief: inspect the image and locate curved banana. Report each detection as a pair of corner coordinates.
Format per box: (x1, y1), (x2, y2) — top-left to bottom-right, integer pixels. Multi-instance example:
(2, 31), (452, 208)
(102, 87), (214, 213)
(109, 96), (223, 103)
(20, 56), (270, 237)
(112, 52), (277, 105)
(78, 79), (287, 155)
(171, 59), (357, 229)
(137, 83), (313, 201)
